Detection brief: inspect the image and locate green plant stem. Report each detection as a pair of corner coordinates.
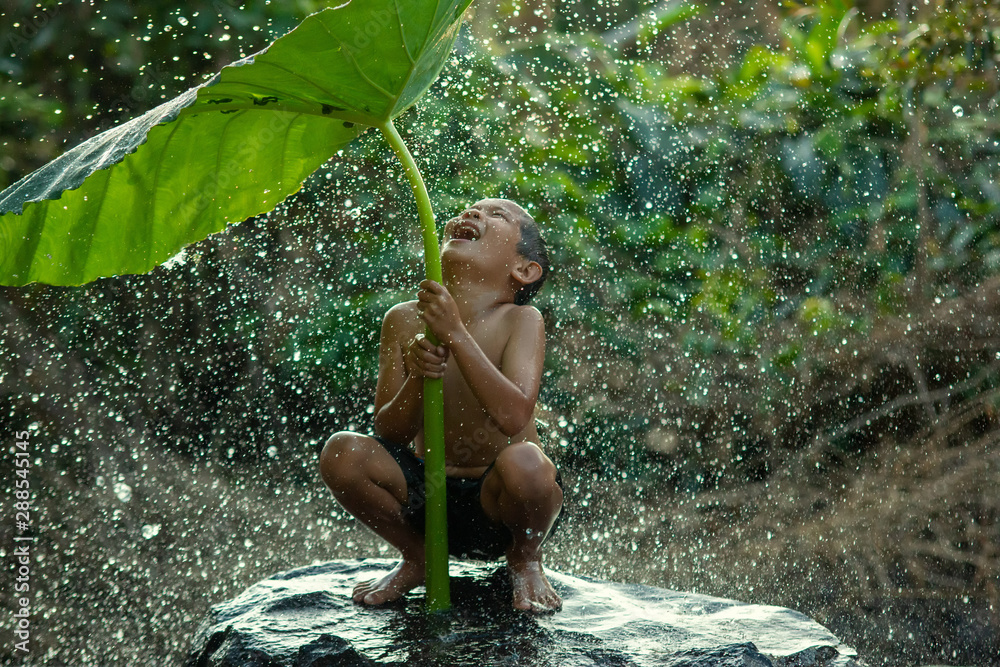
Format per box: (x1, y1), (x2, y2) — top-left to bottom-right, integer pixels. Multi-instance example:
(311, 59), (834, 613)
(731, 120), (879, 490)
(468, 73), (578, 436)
(378, 118), (450, 613)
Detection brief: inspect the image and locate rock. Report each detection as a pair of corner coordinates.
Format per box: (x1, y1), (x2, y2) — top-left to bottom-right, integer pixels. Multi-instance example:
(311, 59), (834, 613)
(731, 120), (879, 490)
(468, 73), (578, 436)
(186, 559), (862, 667)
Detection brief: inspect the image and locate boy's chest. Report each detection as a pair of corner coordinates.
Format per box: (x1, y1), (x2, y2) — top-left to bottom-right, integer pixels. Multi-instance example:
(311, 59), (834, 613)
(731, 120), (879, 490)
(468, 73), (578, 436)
(404, 307), (511, 368)
(465, 317), (509, 364)
(442, 316), (511, 392)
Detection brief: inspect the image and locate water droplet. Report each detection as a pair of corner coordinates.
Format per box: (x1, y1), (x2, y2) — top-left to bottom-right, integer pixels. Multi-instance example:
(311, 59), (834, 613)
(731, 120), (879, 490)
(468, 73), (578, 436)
(113, 482), (132, 503)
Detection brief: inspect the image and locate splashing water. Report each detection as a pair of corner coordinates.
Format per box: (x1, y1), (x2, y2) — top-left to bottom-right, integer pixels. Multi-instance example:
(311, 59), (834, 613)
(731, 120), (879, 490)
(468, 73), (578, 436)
(2, 1), (998, 666)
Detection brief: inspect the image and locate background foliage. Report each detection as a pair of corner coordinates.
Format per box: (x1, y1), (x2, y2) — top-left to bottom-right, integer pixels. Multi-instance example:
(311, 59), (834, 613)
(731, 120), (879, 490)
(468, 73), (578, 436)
(1, 1), (998, 665)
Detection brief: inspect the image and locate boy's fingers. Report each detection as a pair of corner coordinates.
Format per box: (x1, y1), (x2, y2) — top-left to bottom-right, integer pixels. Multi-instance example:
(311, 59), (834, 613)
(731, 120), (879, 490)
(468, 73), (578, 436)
(413, 341), (447, 360)
(419, 349), (441, 363)
(416, 337), (448, 357)
(417, 357), (446, 378)
(421, 351), (448, 366)
(419, 279), (442, 292)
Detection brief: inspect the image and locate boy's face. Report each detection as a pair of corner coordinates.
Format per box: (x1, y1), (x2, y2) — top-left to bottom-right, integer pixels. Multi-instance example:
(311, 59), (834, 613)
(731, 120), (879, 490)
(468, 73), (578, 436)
(441, 198), (526, 272)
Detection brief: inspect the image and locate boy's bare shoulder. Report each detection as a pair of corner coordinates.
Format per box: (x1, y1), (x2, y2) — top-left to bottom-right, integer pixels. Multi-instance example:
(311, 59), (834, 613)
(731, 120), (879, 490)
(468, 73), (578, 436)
(384, 299), (420, 318)
(381, 300), (422, 337)
(500, 303), (544, 334)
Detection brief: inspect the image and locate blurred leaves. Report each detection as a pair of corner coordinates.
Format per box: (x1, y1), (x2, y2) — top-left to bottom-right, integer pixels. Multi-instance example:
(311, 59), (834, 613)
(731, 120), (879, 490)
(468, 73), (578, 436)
(387, 0), (1000, 484)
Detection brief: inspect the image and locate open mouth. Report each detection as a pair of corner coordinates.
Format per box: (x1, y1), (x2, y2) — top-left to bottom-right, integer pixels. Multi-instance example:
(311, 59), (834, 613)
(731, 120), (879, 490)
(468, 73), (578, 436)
(450, 220), (482, 241)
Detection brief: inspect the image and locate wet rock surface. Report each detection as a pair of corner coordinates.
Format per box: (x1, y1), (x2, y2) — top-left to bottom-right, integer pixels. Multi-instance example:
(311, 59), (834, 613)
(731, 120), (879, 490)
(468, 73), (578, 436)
(186, 559), (862, 667)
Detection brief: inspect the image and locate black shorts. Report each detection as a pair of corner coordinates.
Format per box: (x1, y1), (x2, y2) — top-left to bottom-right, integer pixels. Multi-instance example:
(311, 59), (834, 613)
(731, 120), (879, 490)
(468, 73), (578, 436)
(374, 436), (562, 561)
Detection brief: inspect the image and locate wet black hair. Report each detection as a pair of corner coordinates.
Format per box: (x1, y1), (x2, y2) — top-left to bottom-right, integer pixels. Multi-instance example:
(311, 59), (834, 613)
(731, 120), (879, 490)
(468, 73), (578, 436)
(514, 208), (550, 305)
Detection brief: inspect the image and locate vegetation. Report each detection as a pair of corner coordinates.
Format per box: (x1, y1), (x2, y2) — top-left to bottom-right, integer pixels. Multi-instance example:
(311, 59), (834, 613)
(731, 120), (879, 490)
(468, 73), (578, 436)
(1, 1), (997, 665)
(0, 0), (474, 287)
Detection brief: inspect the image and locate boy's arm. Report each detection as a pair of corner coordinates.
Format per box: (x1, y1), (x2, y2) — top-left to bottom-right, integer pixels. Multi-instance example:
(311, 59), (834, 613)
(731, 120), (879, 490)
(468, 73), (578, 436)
(451, 306), (545, 436)
(372, 304), (448, 443)
(419, 281), (544, 437)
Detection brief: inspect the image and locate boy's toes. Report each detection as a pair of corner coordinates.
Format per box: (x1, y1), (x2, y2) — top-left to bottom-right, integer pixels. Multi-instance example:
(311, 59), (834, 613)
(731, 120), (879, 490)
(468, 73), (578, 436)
(351, 560), (424, 606)
(534, 589), (562, 612)
(514, 592), (561, 614)
(513, 597), (542, 613)
(361, 588), (400, 606)
(509, 560), (562, 614)
(352, 579), (376, 603)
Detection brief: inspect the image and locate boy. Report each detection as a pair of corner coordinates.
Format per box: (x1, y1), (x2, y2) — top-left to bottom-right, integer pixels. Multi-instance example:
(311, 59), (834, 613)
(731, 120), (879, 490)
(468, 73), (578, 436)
(319, 198), (563, 613)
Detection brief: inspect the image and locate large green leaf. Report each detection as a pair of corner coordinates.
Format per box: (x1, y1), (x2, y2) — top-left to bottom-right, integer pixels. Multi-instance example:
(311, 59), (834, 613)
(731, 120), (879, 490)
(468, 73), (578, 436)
(0, 0), (473, 286)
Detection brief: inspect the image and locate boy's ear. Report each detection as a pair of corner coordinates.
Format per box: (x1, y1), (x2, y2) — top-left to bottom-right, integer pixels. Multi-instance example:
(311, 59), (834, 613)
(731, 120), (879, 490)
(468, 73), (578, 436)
(511, 259), (543, 286)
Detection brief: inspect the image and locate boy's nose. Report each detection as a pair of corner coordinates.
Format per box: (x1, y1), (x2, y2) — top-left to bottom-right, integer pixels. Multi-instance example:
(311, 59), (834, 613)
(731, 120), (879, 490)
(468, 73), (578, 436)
(461, 208), (482, 220)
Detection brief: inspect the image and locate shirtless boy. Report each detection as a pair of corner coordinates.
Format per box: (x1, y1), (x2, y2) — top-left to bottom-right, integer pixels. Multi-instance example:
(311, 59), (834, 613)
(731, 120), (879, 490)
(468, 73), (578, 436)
(319, 198), (563, 613)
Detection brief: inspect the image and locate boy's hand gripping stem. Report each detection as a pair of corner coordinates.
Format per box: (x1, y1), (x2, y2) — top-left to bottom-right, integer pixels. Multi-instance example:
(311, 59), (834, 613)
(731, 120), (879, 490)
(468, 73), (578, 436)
(378, 119), (450, 612)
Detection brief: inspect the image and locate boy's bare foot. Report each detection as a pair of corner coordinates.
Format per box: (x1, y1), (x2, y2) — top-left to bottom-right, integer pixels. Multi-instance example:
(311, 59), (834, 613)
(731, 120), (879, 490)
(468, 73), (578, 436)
(509, 560), (562, 613)
(352, 559), (425, 605)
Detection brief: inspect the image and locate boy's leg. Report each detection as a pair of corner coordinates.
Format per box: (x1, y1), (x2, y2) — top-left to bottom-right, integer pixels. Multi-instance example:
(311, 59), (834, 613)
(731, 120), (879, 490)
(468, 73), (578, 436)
(480, 442), (564, 613)
(318, 431), (425, 604)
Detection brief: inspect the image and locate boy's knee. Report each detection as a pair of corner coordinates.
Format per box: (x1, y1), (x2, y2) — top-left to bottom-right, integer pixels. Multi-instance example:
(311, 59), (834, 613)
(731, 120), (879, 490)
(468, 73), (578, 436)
(319, 431), (370, 490)
(496, 442), (559, 498)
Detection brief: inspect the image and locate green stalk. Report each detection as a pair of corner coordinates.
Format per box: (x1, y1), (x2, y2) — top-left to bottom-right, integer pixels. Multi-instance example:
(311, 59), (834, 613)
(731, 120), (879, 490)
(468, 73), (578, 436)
(378, 119), (450, 612)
